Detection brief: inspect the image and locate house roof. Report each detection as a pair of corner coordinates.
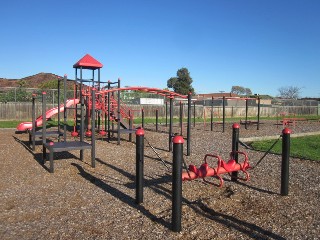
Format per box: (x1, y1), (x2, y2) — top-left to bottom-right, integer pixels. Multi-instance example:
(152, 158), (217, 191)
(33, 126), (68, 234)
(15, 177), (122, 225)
(195, 92), (239, 99)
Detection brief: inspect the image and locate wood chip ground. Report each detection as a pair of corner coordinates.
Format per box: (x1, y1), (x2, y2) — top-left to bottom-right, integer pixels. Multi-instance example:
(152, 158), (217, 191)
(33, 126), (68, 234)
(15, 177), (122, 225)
(1, 120), (319, 239)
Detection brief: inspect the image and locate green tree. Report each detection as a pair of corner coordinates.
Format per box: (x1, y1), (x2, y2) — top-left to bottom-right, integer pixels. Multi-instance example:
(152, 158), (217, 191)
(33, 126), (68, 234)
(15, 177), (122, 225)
(167, 68), (195, 95)
(245, 88), (252, 95)
(39, 79), (60, 89)
(231, 86), (245, 95)
(231, 85), (252, 96)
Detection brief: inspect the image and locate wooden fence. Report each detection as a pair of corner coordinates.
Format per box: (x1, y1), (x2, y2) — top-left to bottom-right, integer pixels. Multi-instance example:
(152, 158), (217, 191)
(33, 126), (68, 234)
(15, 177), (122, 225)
(0, 102), (318, 121)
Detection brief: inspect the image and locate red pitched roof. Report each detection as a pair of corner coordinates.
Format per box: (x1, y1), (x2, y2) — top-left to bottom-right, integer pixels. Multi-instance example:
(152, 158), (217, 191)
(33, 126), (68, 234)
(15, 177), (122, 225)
(73, 54), (103, 69)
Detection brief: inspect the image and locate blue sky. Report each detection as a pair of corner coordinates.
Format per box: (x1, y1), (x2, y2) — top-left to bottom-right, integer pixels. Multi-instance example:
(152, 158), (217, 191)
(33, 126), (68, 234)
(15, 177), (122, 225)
(1, 0), (319, 97)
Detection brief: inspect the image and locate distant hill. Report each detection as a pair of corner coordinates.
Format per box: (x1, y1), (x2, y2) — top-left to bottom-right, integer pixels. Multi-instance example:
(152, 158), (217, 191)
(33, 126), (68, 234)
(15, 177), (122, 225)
(0, 73), (70, 89)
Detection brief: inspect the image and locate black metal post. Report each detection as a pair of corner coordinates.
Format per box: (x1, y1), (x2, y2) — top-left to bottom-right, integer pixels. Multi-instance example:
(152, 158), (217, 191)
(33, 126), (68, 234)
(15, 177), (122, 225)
(245, 99), (248, 130)
(57, 78), (61, 134)
(165, 101), (168, 127)
(64, 74), (68, 142)
(97, 109), (101, 132)
(257, 97), (261, 130)
(222, 96), (226, 133)
(104, 94), (107, 139)
(42, 92), (47, 164)
(193, 101), (196, 128)
(111, 91), (115, 138)
(98, 68), (100, 90)
(31, 95), (36, 151)
(187, 93), (191, 156)
(231, 123), (240, 181)
(80, 70), (85, 160)
(155, 109), (158, 132)
(211, 96), (213, 131)
(179, 101), (183, 136)
(117, 79), (121, 145)
(141, 108), (144, 128)
(107, 81), (111, 141)
(281, 128), (291, 196)
(129, 110), (132, 142)
(169, 97), (173, 152)
(91, 88), (96, 168)
(135, 128), (145, 204)
(172, 135), (184, 232)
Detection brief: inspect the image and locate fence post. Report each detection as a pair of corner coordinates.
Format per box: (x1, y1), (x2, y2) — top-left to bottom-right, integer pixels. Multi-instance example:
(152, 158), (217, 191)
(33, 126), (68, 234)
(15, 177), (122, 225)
(193, 101), (196, 128)
(141, 108), (144, 128)
(165, 101), (168, 127)
(136, 128), (144, 204)
(172, 135), (184, 232)
(211, 96), (213, 131)
(257, 97), (261, 130)
(156, 109), (158, 132)
(222, 96), (226, 133)
(187, 93), (191, 156)
(169, 97), (173, 152)
(129, 110), (132, 142)
(281, 128), (291, 196)
(179, 101), (183, 135)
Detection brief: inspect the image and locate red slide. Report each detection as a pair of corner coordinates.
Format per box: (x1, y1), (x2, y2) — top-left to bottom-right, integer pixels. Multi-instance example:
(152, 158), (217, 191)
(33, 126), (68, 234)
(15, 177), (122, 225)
(16, 99), (80, 131)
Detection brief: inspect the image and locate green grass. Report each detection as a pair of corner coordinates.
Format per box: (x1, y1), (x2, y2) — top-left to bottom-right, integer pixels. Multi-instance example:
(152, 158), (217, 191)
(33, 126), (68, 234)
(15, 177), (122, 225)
(132, 115), (320, 124)
(251, 135), (320, 161)
(0, 120), (73, 129)
(0, 120), (25, 128)
(1, 115), (320, 128)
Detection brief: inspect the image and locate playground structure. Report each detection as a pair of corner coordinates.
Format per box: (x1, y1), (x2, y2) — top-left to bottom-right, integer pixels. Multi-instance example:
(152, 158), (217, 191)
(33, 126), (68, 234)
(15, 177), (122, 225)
(14, 54), (294, 233)
(28, 92), (65, 151)
(17, 54), (194, 171)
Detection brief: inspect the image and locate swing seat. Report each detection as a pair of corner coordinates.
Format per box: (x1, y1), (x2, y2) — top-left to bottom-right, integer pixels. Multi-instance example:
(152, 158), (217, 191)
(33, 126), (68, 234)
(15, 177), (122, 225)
(188, 163), (209, 178)
(221, 159), (237, 172)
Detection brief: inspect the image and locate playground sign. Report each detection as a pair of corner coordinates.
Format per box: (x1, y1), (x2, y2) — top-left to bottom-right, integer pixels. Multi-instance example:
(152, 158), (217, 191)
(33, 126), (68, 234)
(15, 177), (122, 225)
(140, 98), (164, 105)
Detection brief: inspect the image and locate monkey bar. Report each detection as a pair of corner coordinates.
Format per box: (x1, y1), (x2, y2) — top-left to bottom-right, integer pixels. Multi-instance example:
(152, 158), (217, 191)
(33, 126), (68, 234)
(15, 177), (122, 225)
(81, 86), (188, 99)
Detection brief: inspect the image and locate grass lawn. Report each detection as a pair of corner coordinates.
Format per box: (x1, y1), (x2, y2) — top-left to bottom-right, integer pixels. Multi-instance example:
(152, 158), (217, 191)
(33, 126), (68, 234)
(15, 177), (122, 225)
(0, 120), (74, 129)
(0, 120), (25, 128)
(251, 135), (320, 161)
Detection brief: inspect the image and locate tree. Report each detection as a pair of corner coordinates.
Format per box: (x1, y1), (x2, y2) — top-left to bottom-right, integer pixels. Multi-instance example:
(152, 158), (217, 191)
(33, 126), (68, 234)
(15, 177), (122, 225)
(231, 86), (252, 96)
(39, 79), (60, 89)
(245, 88), (252, 95)
(167, 68), (195, 95)
(278, 86), (301, 99)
